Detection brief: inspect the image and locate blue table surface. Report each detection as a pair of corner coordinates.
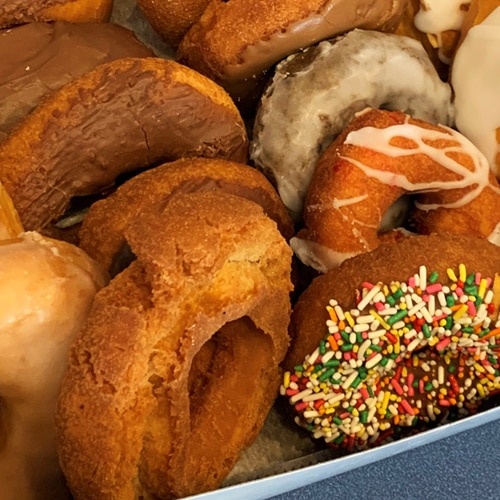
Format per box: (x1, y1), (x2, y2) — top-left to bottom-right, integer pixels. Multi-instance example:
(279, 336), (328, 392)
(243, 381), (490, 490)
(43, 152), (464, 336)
(269, 418), (500, 500)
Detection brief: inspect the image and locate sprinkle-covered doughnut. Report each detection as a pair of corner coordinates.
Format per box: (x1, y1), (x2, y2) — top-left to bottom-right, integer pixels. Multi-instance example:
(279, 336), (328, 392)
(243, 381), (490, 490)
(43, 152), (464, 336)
(282, 234), (500, 451)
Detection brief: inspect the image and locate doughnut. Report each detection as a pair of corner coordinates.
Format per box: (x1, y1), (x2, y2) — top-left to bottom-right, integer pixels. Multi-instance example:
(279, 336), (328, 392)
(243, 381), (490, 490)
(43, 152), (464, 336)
(0, 57), (248, 232)
(78, 156), (294, 273)
(0, 184), (107, 499)
(250, 29), (455, 217)
(137, 0), (211, 48)
(177, 0), (408, 108)
(0, 21), (153, 142)
(0, 0), (113, 28)
(56, 191), (293, 499)
(451, 4), (500, 179)
(281, 233), (500, 452)
(292, 108), (500, 273)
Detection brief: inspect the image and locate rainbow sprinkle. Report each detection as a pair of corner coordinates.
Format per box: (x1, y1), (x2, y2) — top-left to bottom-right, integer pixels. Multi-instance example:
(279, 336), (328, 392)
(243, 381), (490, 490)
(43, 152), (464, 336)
(281, 265), (500, 451)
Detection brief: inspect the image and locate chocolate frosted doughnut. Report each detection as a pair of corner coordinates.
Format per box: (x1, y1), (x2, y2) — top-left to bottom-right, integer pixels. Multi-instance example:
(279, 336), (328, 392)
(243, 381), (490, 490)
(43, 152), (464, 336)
(0, 21), (153, 142)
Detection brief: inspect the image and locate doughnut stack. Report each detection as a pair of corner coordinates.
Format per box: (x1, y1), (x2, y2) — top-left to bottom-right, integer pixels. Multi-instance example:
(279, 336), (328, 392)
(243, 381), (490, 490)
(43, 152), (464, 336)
(0, 0), (499, 499)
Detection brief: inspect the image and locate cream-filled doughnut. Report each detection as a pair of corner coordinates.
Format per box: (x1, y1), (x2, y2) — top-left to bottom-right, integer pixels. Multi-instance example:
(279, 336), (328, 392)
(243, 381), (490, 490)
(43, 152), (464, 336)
(250, 29), (454, 216)
(451, 5), (500, 179)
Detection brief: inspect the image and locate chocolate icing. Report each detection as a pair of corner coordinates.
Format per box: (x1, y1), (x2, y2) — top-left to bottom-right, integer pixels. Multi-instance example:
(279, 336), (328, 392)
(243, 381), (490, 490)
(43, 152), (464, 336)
(0, 21), (153, 141)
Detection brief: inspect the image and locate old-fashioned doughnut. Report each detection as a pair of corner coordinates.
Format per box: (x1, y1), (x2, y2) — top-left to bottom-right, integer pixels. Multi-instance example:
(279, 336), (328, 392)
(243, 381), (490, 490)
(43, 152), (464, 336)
(282, 233), (500, 451)
(56, 191), (293, 499)
(250, 29), (455, 216)
(0, 0), (113, 28)
(177, 0), (408, 107)
(137, 0), (211, 48)
(0, 184), (107, 500)
(79, 157), (294, 273)
(292, 108), (500, 273)
(0, 57), (248, 232)
(0, 21), (153, 142)
(451, 4), (500, 179)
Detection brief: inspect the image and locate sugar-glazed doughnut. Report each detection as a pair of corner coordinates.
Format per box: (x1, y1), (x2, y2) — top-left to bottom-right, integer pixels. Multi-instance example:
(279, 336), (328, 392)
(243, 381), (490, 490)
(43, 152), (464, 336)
(292, 108), (500, 273)
(282, 234), (500, 451)
(250, 29), (454, 216)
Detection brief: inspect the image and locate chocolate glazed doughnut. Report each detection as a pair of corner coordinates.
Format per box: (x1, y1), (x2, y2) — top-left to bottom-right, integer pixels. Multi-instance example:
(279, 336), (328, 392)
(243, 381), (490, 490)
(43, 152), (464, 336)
(56, 191), (293, 499)
(0, 0), (113, 28)
(0, 57), (248, 231)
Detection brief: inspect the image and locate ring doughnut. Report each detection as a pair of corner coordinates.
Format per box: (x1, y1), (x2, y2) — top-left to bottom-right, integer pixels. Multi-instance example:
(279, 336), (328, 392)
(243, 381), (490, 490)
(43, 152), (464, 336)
(56, 191), (293, 499)
(250, 29), (455, 216)
(0, 57), (248, 232)
(292, 108), (500, 273)
(177, 0), (408, 107)
(0, 0), (113, 28)
(78, 157), (294, 274)
(282, 233), (500, 451)
(0, 21), (153, 142)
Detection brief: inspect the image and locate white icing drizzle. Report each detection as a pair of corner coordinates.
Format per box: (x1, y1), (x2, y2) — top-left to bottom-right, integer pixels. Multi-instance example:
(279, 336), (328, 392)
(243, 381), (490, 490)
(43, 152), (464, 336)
(451, 7), (500, 178)
(338, 118), (500, 210)
(332, 194), (368, 209)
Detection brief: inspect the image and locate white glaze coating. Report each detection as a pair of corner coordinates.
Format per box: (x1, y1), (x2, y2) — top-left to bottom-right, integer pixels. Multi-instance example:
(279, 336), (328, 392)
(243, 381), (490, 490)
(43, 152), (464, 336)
(250, 29), (454, 217)
(451, 7), (500, 179)
(414, 0), (469, 34)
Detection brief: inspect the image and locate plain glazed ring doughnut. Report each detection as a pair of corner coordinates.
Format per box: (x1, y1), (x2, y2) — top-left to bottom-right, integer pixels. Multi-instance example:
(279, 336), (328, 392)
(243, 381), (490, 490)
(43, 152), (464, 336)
(250, 29), (455, 216)
(0, 21), (153, 142)
(0, 0), (113, 28)
(177, 0), (408, 107)
(292, 108), (500, 273)
(56, 191), (293, 499)
(0, 57), (248, 232)
(282, 233), (500, 452)
(78, 157), (294, 274)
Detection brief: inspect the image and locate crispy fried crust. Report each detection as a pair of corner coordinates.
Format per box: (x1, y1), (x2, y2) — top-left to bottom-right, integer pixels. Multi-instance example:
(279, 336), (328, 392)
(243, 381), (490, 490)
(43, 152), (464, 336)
(56, 192), (293, 499)
(0, 57), (248, 232)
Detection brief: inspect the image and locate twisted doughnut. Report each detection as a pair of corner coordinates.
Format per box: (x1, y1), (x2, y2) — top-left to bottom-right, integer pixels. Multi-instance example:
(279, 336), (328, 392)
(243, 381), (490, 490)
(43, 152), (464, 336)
(56, 191), (293, 499)
(282, 234), (500, 451)
(292, 109), (500, 273)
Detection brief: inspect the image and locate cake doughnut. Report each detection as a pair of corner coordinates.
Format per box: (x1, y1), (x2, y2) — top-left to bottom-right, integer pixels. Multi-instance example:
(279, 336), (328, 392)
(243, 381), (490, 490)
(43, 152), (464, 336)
(250, 29), (455, 216)
(0, 57), (248, 232)
(79, 157), (294, 273)
(292, 108), (500, 273)
(177, 0), (408, 108)
(451, 4), (500, 179)
(56, 191), (293, 499)
(137, 0), (211, 48)
(0, 0), (113, 28)
(0, 21), (153, 142)
(282, 233), (500, 451)
(0, 184), (107, 500)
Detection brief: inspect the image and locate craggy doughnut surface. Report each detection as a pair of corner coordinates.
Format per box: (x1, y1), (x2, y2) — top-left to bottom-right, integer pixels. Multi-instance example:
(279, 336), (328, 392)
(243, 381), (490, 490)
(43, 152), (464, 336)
(250, 29), (454, 216)
(79, 157), (294, 273)
(0, 0), (113, 27)
(177, 0), (408, 104)
(0, 57), (248, 232)
(0, 21), (153, 142)
(57, 192), (293, 499)
(283, 234), (500, 451)
(292, 109), (500, 273)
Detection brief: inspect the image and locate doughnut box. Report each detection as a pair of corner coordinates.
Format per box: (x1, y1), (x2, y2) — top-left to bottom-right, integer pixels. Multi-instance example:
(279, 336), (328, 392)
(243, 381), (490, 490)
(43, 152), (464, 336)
(108, 2), (500, 499)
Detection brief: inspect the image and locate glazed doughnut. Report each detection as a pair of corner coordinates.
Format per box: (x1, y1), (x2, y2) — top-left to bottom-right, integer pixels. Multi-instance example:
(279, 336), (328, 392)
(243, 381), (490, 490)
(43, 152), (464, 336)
(0, 0), (113, 28)
(177, 0), (408, 107)
(0, 184), (107, 500)
(282, 233), (500, 451)
(137, 0), (211, 48)
(0, 57), (248, 232)
(56, 191), (293, 499)
(451, 4), (500, 179)
(292, 108), (500, 273)
(250, 29), (455, 216)
(0, 21), (153, 142)
(79, 156), (294, 273)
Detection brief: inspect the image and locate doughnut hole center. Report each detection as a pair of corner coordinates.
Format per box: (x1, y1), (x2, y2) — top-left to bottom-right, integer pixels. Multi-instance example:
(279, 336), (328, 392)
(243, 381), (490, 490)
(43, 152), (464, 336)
(378, 195), (411, 234)
(187, 316), (274, 484)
